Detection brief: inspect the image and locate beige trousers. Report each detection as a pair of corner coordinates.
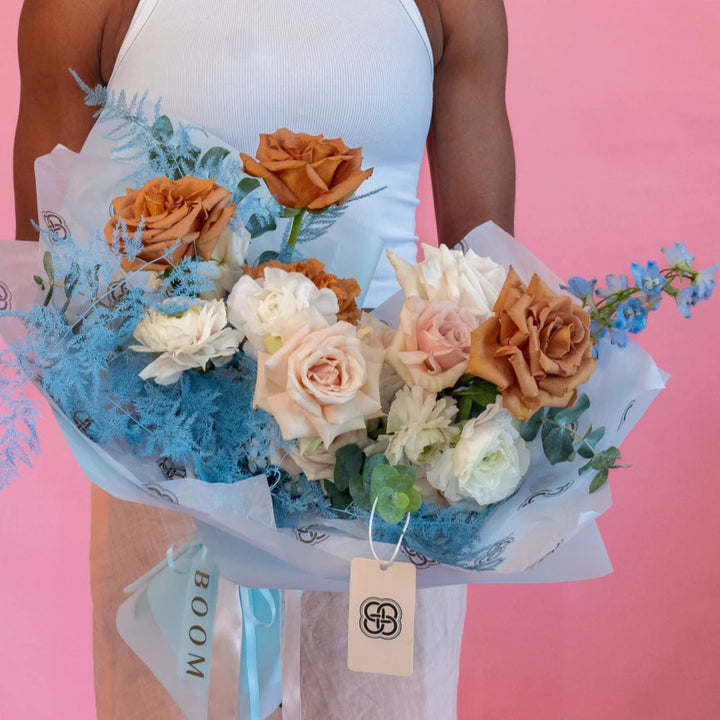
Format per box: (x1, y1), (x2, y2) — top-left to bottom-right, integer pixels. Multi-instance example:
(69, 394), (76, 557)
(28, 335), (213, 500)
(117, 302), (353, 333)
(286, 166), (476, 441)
(90, 487), (466, 720)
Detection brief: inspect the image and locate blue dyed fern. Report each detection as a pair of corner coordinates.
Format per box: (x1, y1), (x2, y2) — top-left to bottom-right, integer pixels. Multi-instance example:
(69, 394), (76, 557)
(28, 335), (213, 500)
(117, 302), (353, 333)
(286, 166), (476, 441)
(0, 350), (40, 487)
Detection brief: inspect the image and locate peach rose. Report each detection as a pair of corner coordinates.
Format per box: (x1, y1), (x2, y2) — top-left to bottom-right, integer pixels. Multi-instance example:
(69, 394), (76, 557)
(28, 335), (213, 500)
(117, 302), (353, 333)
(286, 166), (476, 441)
(240, 129), (373, 210)
(468, 268), (596, 421)
(385, 297), (479, 392)
(253, 322), (384, 448)
(104, 176), (236, 271)
(243, 257), (361, 324)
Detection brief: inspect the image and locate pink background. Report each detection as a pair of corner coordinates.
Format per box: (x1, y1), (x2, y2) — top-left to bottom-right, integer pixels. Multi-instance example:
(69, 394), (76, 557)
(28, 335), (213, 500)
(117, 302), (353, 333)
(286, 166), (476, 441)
(2, 1), (719, 718)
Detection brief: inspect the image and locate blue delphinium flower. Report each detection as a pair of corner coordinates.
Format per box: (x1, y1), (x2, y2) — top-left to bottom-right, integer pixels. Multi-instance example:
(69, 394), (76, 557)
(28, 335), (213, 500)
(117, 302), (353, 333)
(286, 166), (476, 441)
(631, 261), (665, 298)
(675, 285), (700, 318)
(615, 298), (647, 334)
(564, 276), (597, 304)
(607, 325), (628, 347)
(694, 264), (719, 300)
(596, 273), (629, 299)
(662, 242), (695, 271)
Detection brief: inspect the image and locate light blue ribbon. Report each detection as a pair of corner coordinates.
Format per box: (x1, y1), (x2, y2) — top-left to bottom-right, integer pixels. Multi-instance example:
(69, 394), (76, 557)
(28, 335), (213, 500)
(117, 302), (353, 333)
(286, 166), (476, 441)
(239, 587), (283, 720)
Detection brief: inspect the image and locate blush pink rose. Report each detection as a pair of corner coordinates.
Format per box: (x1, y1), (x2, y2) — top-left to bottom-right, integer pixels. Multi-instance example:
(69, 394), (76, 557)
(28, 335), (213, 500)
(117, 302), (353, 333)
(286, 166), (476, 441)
(386, 297), (479, 392)
(253, 322), (384, 447)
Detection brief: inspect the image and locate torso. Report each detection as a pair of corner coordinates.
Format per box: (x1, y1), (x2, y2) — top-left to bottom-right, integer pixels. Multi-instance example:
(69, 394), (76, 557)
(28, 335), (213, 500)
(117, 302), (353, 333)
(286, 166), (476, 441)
(99, 0), (444, 84)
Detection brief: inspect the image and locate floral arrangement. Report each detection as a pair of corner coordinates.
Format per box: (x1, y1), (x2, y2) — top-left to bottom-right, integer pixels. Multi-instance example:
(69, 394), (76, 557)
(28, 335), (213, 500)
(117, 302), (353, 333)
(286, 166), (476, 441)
(1, 84), (717, 578)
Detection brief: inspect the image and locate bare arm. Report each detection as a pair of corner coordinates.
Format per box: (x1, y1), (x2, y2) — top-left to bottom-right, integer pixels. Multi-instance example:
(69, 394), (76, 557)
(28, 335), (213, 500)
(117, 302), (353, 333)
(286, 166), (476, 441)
(427, 0), (515, 246)
(13, 0), (131, 240)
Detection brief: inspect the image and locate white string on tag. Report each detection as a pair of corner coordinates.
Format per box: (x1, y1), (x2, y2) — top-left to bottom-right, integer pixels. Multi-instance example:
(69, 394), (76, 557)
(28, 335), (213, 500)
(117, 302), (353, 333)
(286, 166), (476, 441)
(367, 497), (411, 568)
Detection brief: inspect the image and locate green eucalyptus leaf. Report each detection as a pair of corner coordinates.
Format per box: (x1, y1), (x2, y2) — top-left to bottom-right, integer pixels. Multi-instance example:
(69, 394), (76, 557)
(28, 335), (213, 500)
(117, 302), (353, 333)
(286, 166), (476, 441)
(333, 444), (364, 492)
(151, 115), (174, 142)
(349, 473), (372, 510)
(246, 214), (277, 239)
(237, 177), (261, 198)
(541, 423), (575, 465)
(42, 251), (54, 282)
(548, 394), (591, 426)
(589, 469), (609, 493)
(519, 409), (544, 442)
(200, 146), (230, 170)
(363, 453), (389, 485)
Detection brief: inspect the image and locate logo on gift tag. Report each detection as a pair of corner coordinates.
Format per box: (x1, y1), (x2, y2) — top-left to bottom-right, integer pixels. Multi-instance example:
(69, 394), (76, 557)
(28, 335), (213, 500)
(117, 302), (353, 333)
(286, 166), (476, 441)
(359, 597), (403, 640)
(348, 558), (416, 677)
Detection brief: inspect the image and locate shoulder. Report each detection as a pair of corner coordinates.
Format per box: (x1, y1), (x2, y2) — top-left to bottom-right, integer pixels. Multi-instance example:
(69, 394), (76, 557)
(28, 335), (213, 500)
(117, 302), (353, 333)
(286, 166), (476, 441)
(435, 0), (508, 67)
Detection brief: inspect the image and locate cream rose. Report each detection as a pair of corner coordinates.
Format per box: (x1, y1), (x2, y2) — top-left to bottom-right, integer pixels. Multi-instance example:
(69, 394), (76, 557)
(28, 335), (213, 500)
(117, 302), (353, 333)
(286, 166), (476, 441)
(226, 268), (339, 357)
(385, 297), (479, 392)
(130, 300), (242, 384)
(387, 244), (506, 321)
(253, 322), (384, 447)
(286, 430), (369, 481)
(426, 400), (530, 506)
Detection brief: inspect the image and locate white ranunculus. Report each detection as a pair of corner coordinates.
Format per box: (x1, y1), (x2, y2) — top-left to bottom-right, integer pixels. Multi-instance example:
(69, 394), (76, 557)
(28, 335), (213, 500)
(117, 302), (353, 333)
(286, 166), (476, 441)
(367, 385), (458, 466)
(130, 299), (242, 384)
(426, 399), (530, 506)
(226, 267), (338, 357)
(387, 243), (507, 322)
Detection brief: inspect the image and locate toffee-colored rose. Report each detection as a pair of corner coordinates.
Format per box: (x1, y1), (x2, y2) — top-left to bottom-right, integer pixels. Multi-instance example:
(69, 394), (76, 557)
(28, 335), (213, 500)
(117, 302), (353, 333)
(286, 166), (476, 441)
(104, 176), (235, 271)
(468, 267), (596, 421)
(243, 258), (361, 324)
(240, 129), (373, 210)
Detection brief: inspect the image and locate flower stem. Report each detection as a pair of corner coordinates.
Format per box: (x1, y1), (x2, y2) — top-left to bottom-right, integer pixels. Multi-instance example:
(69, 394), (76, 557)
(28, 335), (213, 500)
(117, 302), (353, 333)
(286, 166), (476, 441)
(286, 208), (307, 255)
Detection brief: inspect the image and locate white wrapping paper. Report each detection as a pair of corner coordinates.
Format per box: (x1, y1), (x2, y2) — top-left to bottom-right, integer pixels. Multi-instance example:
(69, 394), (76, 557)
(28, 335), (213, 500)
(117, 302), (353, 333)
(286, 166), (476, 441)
(0, 220), (666, 590)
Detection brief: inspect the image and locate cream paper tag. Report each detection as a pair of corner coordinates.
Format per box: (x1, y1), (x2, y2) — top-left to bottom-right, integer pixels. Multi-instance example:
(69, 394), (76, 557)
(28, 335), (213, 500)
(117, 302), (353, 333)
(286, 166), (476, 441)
(347, 557), (416, 676)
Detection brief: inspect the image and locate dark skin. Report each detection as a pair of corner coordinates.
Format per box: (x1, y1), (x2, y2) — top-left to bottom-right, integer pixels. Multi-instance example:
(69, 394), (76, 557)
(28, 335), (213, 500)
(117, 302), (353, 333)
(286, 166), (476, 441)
(14, 0), (514, 246)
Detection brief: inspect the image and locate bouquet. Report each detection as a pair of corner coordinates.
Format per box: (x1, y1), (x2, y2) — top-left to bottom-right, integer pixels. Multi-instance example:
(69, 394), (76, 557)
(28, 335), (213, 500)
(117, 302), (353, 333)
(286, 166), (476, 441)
(1, 85), (716, 717)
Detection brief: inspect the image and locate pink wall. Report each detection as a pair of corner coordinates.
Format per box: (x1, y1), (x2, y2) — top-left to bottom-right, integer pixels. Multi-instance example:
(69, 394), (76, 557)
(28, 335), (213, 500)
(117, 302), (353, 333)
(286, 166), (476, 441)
(1, 2), (719, 719)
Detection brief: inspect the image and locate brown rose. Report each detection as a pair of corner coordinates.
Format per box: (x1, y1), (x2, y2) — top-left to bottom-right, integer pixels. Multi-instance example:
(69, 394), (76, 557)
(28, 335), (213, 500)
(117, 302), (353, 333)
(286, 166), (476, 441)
(104, 176), (236, 271)
(243, 257), (361, 324)
(239, 128), (373, 210)
(468, 267), (596, 421)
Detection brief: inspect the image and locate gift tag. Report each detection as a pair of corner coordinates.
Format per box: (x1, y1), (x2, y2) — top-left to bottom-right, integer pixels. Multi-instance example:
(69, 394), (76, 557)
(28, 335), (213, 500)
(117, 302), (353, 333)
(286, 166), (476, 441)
(347, 557), (416, 676)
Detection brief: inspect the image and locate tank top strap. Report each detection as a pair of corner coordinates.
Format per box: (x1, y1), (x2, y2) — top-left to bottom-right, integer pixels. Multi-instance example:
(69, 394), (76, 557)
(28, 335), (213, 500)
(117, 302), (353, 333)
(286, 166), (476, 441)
(109, 0), (159, 88)
(395, 0), (434, 70)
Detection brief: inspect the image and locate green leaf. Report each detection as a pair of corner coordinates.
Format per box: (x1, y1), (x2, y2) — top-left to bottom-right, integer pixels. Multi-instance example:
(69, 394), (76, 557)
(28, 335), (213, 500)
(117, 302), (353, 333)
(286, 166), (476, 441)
(541, 423), (575, 465)
(589, 469), (609, 493)
(237, 177), (261, 198)
(576, 426), (605, 459)
(333, 444), (364, 492)
(42, 251), (54, 282)
(519, 409), (544, 442)
(254, 250), (279, 266)
(199, 146), (230, 170)
(363, 453), (389, 485)
(548, 394), (591, 426)
(349, 473), (372, 510)
(326, 482), (353, 511)
(246, 213), (277, 239)
(33, 275), (44, 287)
(151, 115), (174, 142)
(457, 395), (473, 423)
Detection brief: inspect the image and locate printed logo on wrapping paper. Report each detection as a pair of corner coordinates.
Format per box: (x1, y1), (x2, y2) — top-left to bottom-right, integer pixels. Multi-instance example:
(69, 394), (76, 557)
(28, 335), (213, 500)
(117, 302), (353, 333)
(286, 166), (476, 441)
(41, 210), (70, 241)
(359, 597), (402, 640)
(0, 281), (12, 311)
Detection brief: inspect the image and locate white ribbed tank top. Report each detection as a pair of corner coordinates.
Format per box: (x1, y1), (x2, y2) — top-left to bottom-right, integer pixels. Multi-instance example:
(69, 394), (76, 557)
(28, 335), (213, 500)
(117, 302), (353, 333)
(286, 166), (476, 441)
(106, 0), (434, 305)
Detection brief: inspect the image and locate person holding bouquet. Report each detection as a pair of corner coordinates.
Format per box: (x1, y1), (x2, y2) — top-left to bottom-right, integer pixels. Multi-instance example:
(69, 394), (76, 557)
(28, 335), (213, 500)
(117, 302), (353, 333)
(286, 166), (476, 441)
(13, 0), (515, 717)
